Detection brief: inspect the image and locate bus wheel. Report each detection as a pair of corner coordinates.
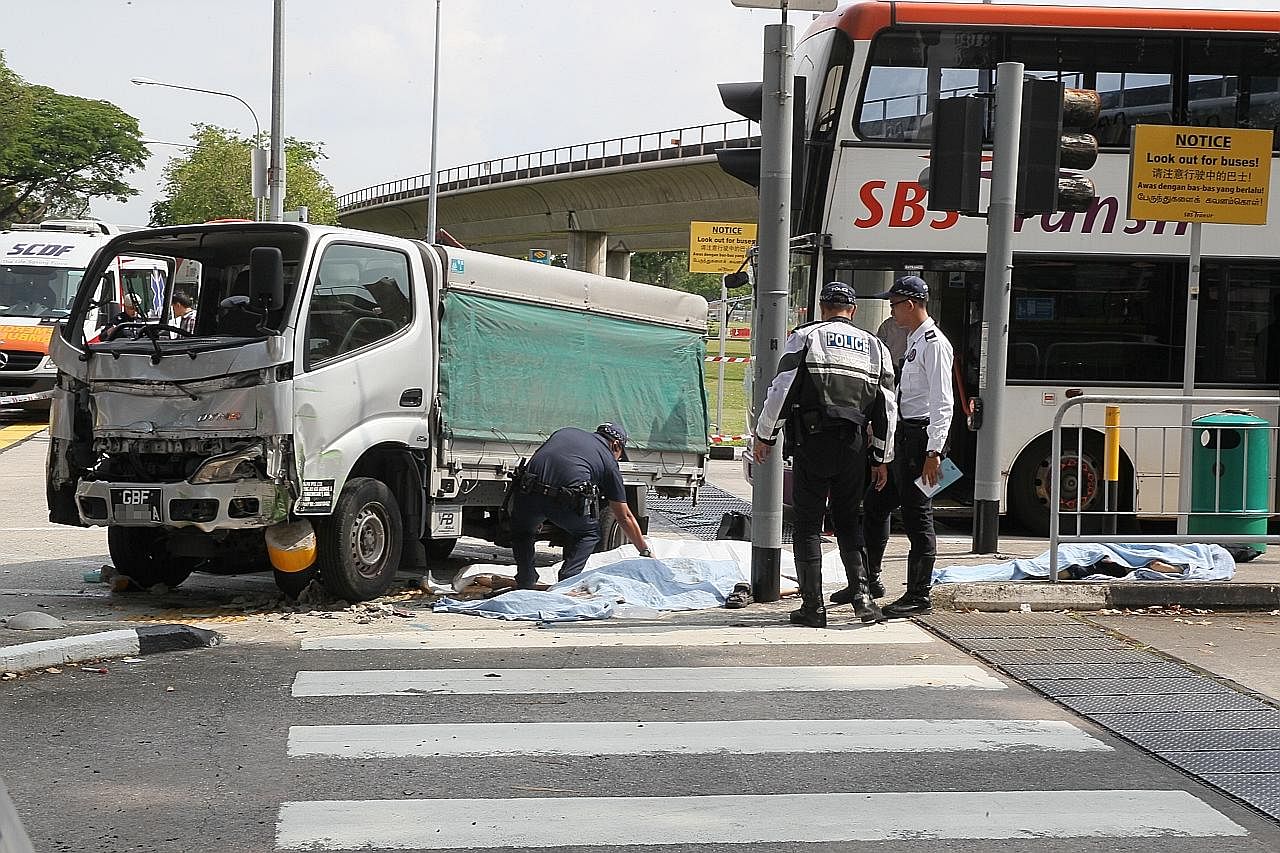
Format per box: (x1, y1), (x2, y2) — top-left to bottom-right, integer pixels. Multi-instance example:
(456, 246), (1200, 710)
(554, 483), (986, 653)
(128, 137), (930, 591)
(316, 477), (403, 602)
(595, 504), (627, 552)
(106, 527), (195, 590)
(1009, 433), (1106, 537)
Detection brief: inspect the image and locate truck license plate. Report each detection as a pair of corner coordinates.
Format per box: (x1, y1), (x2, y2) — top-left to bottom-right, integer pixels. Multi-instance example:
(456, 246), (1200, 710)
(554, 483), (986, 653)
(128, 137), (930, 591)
(111, 488), (163, 523)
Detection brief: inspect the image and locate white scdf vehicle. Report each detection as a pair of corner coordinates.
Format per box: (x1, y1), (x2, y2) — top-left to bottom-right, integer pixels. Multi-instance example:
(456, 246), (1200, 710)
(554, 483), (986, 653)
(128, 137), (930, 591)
(0, 219), (168, 411)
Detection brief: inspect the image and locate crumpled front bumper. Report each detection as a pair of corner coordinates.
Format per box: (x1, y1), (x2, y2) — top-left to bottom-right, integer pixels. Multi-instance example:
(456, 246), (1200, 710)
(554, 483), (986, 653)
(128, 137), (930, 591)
(75, 479), (291, 532)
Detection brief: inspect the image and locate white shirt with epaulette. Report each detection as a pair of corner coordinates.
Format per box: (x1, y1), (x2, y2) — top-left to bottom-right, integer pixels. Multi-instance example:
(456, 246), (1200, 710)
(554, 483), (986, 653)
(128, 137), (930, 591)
(898, 317), (954, 454)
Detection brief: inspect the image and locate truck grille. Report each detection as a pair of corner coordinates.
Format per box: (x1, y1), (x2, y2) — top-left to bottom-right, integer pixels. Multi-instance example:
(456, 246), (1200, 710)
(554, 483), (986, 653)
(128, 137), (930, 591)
(0, 351), (41, 372)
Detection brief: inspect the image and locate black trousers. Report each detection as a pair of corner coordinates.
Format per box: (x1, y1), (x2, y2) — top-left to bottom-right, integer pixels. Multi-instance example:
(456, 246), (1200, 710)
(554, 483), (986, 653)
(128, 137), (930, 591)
(791, 428), (867, 569)
(510, 492), (600, 588)
(864, 421), (936, 579)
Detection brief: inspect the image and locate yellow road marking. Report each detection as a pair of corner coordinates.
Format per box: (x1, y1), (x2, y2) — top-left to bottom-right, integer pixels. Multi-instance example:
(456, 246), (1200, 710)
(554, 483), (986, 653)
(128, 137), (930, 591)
(0, 422), (45, 452)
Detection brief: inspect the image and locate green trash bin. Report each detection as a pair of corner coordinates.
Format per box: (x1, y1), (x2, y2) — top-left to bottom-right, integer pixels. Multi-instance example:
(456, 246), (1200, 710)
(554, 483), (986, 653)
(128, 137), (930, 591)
(1188, 410), (1270, 551)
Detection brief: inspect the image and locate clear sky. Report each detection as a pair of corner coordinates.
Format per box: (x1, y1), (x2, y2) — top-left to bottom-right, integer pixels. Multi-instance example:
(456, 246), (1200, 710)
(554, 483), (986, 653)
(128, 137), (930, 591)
(5, 0), (781, 224)
(4, 0), (1273, 226)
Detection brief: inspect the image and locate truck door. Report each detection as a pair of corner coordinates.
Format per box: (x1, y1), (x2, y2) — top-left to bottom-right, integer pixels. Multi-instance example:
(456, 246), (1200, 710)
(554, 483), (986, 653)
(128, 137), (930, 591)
(291, 238), (432, 504)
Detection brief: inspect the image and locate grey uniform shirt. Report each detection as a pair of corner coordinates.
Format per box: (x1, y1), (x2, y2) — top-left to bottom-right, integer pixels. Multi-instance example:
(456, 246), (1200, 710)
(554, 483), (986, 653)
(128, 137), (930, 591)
(898, 317), (954, 454)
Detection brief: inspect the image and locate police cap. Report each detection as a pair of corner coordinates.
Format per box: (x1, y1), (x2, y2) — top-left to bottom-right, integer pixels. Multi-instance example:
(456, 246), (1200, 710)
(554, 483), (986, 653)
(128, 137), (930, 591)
(876, 275), (928, 300)
(818, 281), (857, 305)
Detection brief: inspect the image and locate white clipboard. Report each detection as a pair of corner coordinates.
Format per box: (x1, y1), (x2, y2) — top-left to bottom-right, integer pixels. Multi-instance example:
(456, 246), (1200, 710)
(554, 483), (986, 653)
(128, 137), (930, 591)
(915, 457), (962, 498)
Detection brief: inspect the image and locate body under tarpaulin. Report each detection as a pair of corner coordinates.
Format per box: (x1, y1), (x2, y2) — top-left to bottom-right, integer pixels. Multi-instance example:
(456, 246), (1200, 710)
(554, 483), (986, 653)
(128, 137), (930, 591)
(933, 543), (1236, 584)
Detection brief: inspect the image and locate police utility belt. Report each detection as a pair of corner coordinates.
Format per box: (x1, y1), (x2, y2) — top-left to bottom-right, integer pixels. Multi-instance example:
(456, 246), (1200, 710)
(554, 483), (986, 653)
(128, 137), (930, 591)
(785, 408), (866, 448)
(514, 470), (601, 517)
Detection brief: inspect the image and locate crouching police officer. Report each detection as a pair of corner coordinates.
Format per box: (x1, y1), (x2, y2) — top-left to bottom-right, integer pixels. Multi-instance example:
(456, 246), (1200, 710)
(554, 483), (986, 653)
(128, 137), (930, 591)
(753, 282), (897, 628)
(509, 423), (652, 589)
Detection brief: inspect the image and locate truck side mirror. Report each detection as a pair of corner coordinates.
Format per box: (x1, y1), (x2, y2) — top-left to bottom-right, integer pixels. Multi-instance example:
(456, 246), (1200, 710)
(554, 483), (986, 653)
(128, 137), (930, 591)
(249, 247), (284, 310)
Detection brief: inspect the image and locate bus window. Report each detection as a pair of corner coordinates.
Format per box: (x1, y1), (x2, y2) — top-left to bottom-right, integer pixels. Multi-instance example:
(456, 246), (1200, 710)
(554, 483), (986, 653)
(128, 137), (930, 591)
(1197, 264), (1280, 386)
(1008, 259), (1183, 385)
(1186, 37), (1280, 148)
(857, 30), (998, 142)
(1010, 33), (1176, 146)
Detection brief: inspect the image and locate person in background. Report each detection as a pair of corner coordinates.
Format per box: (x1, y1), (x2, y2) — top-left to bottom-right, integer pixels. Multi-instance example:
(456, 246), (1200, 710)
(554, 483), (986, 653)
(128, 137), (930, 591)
(508, 423), (651, 590)
(170, 291), (197, 335)
(753, 281), (896, 628)
(864, 275), (954, 617)
(103, 293), (144, 339)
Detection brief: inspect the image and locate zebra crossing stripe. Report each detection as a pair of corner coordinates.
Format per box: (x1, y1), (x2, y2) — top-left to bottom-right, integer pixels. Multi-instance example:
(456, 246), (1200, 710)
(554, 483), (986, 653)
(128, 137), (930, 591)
(291, 664), (1006, 696)
(301, 622), (936, 650)
(276, 789), (1246, 849)
(287, 718), (1109, 758)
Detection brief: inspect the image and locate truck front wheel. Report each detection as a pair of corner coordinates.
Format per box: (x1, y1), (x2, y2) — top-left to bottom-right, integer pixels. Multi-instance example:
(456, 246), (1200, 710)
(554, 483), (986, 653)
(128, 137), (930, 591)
(595, 504), (627, 552)
(316, 477), (403, 601)
(106, 527), (196, 589)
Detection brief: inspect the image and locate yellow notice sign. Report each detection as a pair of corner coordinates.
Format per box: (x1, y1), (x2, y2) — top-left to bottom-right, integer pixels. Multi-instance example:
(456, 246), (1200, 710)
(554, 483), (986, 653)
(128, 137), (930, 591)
(689, 221), (757, 274)
(1128, 125), (1273, 225)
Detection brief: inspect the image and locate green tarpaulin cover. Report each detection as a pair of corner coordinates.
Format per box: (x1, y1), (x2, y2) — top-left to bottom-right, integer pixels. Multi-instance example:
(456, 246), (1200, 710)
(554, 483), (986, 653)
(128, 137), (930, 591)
(439, 291), (709, 453)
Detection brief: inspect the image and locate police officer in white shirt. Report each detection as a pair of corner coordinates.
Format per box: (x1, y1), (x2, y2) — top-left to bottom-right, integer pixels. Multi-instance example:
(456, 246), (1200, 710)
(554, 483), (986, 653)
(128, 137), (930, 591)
(864, 275), (954, 617)
(753, 281), (897, 628)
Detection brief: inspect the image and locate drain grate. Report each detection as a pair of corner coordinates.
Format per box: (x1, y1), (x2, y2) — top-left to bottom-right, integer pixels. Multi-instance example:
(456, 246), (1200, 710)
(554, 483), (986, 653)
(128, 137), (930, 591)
(1003, 661), (1197, 680)
(1059, 692), (1271, 715)
(1169, 751), (1280, 774)
(646, 484), (794, 544)
(1091, 710), (1280, 733)
(980, 649), (1159, 666)
(963, 637), (1132, 652)
(919, 611), (1280, 824)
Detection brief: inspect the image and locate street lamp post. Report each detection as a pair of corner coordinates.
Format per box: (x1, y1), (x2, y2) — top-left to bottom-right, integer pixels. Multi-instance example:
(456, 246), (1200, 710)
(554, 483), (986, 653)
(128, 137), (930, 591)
(427, 0), (442, 243)
(130, 76), (268, 220)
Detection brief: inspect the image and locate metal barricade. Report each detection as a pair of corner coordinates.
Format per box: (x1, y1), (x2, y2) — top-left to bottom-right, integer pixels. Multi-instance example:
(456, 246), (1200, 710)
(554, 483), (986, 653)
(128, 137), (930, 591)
(1049, 394), (1280, 581)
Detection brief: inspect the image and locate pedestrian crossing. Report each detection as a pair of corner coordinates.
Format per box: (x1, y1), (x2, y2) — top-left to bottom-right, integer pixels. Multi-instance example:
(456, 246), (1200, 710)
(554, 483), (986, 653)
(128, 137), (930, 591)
(277, 621), (1252, 850)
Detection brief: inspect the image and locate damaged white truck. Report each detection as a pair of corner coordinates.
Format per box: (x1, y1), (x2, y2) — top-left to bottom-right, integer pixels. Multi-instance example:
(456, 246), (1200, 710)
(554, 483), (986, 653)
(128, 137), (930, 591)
(46, 222), (709, 600)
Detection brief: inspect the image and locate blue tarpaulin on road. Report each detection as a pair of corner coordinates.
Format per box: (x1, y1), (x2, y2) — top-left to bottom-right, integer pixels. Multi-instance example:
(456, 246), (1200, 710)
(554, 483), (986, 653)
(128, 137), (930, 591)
(933, 543), (1236, 584)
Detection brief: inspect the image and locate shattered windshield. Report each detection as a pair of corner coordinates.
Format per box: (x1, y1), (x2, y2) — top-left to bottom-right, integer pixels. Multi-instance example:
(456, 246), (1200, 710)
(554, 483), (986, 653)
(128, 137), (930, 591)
(0, 264), (80, 318)
(69, 225), (308, 351)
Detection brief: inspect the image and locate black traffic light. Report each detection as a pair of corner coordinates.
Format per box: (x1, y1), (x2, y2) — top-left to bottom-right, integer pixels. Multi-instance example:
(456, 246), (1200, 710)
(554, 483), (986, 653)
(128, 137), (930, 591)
(1016, 79), (1101, 215)
(715, 77), (807, 226)
(926, 95), (986, 214)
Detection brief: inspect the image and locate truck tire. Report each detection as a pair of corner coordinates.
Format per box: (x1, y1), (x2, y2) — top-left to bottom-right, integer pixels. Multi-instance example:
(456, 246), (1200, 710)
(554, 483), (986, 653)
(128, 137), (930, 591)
(106, 527), (195, 590)
(316, 477), (403, 602)
(426, 537), (458, 560)
(595, 504), (627, 552)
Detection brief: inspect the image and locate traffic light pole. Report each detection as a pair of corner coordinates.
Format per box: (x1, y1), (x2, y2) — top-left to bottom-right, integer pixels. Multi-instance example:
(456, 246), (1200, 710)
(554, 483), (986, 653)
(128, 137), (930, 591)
(750, 22), (793, 603)
(973, 61), (1024, 553)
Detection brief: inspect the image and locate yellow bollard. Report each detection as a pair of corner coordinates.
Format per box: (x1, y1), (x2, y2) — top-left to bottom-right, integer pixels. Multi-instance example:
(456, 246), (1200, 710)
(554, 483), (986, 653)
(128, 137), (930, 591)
(1104, 405), (1120, 534)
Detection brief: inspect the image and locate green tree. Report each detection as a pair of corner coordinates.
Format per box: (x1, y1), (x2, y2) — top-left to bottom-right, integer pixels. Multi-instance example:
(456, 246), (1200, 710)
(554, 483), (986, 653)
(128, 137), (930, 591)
(0, 51), (146, 225)
(630, 251), (748, 302)
(150, 124), (338, 226)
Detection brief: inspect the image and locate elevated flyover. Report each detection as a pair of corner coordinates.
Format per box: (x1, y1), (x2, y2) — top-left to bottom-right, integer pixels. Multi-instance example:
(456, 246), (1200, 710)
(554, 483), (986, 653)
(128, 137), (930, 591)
(337, 120), (760, 276)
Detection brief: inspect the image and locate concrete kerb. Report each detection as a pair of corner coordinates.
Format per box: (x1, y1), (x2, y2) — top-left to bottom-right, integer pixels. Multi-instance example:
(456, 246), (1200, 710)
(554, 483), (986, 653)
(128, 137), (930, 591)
(932, 581), (1280, 612)
(0, 624), (220, 675)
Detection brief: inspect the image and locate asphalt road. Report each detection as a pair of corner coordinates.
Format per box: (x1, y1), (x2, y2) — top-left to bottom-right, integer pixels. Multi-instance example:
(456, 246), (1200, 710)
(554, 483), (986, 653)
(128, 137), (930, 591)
(4, 417), (1280, 851)
(7, 618), (1280, 852)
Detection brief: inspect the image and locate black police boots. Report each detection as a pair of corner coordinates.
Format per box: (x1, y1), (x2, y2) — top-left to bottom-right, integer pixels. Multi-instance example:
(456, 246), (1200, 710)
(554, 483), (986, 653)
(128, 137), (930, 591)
(828, 549), (885, 624)
(881, 555), (934, 617)
(831, 553), (886, 603)
(789, 559), (827, 628)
